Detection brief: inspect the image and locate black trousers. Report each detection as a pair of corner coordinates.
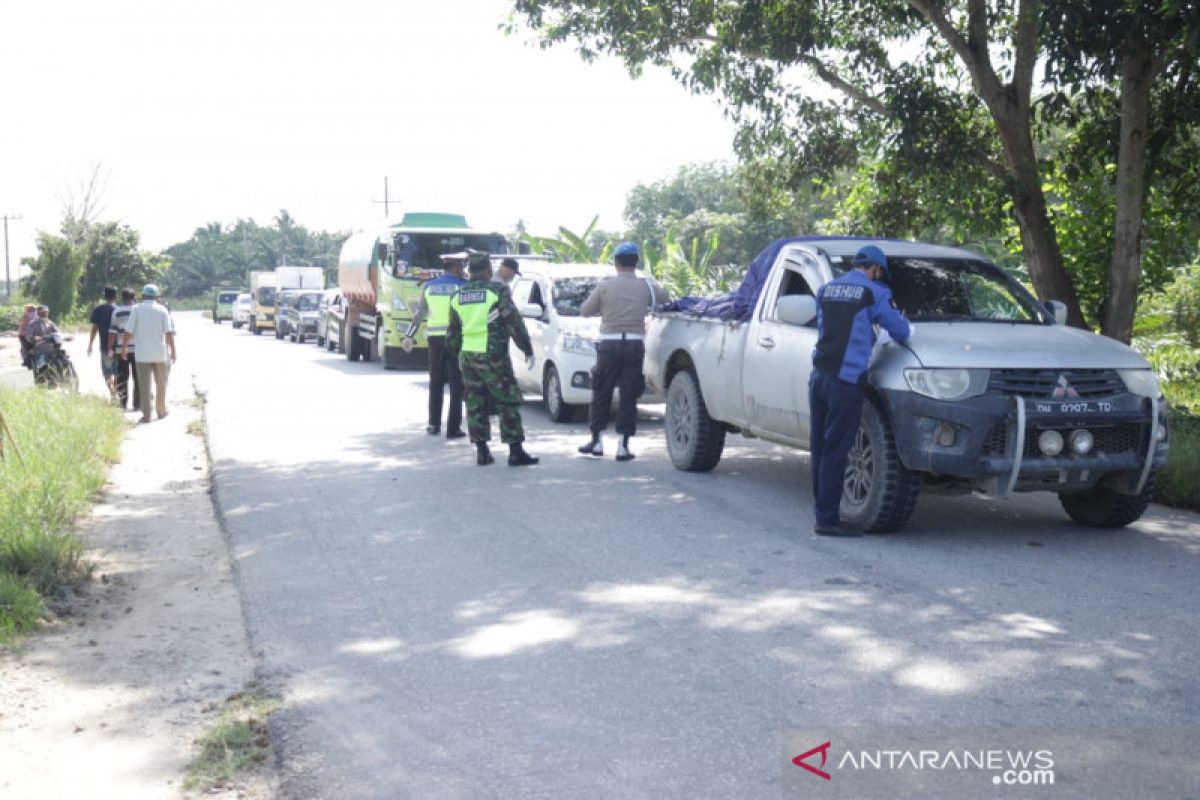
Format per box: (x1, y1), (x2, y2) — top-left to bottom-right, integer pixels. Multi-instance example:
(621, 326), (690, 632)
(427, 335), (463, 432)
(115, 353), (140, 411)
(589, 339), (645, 436)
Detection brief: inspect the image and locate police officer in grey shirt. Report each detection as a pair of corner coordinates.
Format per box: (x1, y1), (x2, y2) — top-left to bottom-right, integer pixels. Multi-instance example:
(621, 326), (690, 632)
(577, 242), (670, 461)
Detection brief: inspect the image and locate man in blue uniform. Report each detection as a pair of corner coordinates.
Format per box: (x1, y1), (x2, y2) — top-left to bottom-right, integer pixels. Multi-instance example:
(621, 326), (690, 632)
(810, 245), (911, 536)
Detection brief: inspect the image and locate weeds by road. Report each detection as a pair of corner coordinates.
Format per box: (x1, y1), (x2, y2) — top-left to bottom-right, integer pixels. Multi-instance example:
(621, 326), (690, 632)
(0, 387), (123, 643)
(185, 688), (280, 793)
(1159, 411), (1199, 510)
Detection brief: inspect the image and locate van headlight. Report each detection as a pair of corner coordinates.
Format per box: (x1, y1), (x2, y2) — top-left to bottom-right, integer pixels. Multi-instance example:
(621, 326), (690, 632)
(904, 368), (987, 401)
(559, 334), (596, 355)
(390, 294), (407, 311)
(1118, 369), (1159, 398)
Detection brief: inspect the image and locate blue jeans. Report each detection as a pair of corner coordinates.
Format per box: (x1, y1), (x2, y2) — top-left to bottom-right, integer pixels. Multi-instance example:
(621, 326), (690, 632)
(808, 369), (865, 526)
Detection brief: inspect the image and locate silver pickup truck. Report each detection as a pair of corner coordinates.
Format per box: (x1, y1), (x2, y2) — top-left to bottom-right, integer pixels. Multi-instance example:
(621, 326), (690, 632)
(644, 238), (1171, 532)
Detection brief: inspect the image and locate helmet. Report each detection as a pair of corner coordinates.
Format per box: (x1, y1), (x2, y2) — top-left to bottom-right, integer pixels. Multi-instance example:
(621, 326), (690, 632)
(613, 241), (639, 259)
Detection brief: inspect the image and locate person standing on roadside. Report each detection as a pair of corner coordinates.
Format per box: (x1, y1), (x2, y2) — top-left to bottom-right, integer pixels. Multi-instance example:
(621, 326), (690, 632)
(809, 245), (911, 537)
(497, 257), (521, 288)
(402, 252), (467, 439)
(121, 284), (176, 423)
(447, 252), (539, 467)
(17, 303), (36, 368)
(108, 289), (140, 412)
(577, 242), (670, 462)
(88, 286), (118, 398)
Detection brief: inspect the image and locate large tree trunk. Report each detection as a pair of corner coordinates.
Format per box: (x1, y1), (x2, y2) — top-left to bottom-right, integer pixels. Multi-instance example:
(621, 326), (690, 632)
(1103, 47), (1157, 344)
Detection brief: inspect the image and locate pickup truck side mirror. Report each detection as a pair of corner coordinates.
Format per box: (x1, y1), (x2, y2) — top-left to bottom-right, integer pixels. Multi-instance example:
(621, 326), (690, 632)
(1044, 300), (1068, 325)
(520, 303), (545, 319)
(776, 295), (818, 327)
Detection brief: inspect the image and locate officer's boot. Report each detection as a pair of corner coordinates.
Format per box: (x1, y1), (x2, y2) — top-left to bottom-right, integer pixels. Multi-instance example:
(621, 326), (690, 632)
(616, 434), (635, 462)
(577, 432), (603, 456)
(508, 443), (539, 466)
(475, 441), (495, 466)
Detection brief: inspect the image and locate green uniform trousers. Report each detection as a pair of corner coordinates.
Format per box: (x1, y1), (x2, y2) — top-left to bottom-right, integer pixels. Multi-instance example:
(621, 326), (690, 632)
(460, 352), (524, 444)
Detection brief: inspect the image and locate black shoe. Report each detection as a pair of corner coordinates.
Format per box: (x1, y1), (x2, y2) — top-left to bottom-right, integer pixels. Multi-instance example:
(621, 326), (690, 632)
(476, 446), (494, 466)
(426, 425), (440, 435)
(615, 442), (635, 462)
(508, 445), (539, 467)
(445, 429), (466, 440)
(814, 523), (862, 537)
(578, 438), (603, 456)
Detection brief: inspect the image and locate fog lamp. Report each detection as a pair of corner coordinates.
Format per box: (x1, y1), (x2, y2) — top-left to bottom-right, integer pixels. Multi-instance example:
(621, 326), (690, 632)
(934, 422), (957, 448)
(1038, 430), (1064, 457)
(1156, 425), (1167, 442)
(1069, 429), (1094, 455)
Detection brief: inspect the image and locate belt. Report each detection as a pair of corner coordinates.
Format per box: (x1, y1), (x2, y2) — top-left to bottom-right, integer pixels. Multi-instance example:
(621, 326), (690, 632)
(598, 332), (643, 341)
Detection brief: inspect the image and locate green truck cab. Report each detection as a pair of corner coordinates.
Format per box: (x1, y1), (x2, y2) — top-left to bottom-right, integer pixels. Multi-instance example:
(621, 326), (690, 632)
(337, 212), (508, 368)
(212, 288), (245, 324)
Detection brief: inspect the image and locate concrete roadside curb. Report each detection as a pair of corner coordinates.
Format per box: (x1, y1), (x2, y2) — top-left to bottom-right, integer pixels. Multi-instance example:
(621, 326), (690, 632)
(0, 353), (275, 798)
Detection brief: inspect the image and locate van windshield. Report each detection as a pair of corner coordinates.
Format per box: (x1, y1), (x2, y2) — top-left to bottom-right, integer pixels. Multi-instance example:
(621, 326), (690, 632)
(552, 278), (600, 317)
(258, 287), (276, 305)
(296, 294), (320, 311)
(218, 293), (238, 303)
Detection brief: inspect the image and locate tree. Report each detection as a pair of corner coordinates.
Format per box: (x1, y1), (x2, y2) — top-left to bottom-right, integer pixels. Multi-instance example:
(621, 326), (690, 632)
(508, 0), (1200, 340)
(25, 234), (85, 319)
(77, 222), (169, 304)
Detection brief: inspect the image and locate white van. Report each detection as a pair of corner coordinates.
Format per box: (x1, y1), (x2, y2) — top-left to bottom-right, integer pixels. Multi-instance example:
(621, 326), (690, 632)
(508, 262), (659, 423)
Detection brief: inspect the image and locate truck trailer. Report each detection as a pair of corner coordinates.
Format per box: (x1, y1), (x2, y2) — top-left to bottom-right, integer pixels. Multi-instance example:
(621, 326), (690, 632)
(337, 212), (507, 368)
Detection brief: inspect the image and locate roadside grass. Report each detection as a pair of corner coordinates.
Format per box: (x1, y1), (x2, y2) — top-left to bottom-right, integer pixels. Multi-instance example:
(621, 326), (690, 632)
(1158, 411), (1199, 511)
(185, 689), (279, 793)
(0, 388), (123, 643)
(186, 420), (204, 437)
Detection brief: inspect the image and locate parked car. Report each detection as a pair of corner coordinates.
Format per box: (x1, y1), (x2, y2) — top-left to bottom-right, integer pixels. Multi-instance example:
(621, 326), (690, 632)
(509, 262), (659, 422)
(316, 288), (344, 350)
(275, 289), (301, 339)
(644, 237), (1170, 532)
(232, 293), (252, 329)
(287, 289), (324, 343)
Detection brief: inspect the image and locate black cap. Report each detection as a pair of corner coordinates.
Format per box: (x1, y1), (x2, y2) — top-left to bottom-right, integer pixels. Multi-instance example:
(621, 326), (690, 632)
(500, 258), (520, 274)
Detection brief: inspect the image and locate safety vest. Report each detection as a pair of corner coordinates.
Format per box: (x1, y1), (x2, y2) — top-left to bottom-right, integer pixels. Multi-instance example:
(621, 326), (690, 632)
(424, 282), (460, 336)
(450, 285), (499, 354)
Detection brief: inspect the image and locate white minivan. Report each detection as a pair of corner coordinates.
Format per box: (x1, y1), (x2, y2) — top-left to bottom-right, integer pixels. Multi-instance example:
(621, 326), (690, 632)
(508, 262), (661, 423)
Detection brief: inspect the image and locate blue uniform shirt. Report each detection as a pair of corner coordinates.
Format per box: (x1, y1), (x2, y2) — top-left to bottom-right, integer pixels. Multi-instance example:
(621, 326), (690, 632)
(812, 269), (911, 385)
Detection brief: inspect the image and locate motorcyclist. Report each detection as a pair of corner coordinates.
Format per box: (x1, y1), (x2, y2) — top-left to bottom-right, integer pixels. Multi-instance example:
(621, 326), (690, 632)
(25, 305), (61, 371)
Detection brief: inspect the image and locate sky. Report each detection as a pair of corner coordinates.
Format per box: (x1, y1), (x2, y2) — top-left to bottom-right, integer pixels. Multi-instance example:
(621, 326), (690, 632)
(0, 0), (739, 284)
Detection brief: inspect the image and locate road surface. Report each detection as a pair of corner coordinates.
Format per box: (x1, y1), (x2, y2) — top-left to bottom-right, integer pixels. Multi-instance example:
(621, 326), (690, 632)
(182, 312), (1200, 799)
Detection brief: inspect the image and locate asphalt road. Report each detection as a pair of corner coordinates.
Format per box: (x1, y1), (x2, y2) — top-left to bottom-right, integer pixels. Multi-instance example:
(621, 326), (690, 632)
(185, 312), (1200, 799)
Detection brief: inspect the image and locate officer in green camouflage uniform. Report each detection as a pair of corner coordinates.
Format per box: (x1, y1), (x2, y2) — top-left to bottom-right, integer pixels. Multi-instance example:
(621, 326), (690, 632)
(447, 252), (540, 466)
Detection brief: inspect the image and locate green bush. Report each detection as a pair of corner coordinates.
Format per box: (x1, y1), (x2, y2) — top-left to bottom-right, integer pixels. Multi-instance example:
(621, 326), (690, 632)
(0, 304), (22, 332)
(0, 573), (43, 644)
(0, 388), (123, 639)
(1157, 411), (1200, 511)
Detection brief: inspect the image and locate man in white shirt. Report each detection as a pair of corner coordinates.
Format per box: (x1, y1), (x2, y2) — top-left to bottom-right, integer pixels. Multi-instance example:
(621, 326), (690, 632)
(121, 284), (177, 423)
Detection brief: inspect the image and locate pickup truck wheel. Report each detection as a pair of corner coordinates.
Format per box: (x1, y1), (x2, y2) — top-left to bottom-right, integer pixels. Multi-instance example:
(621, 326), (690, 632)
(839, 401), (920, 533)
(1059, 477), (1154, 528)
(543, 365), (575, 423)
(665, 368), (725, 472)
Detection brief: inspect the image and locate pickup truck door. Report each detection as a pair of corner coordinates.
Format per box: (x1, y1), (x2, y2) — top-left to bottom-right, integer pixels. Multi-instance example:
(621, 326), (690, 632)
(742, 247), (826, 442)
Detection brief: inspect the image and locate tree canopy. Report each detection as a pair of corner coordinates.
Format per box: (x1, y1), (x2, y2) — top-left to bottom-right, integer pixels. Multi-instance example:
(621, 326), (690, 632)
(509, 0), (1200, 341)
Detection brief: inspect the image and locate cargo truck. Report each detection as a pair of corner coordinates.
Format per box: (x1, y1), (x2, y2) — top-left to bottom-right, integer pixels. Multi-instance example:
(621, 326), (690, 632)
(336, 212), (507, 368)
(248, 271), (277, 335)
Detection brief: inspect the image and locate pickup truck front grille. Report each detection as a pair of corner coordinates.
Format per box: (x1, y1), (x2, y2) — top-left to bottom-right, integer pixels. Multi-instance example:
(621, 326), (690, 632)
(983, 423), (1143, 457)
(988, 369), (1124, 399)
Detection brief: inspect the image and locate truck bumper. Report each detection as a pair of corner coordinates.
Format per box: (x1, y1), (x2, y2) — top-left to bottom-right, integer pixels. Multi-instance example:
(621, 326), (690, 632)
(880, 389), (1170, 493)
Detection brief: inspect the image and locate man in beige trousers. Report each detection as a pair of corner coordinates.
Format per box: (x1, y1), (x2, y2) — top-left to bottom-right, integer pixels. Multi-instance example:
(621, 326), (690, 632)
(121, 284), (176, 423)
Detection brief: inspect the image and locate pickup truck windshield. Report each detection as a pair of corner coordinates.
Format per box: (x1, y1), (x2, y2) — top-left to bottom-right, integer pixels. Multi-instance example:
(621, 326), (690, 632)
(552, 278), (600, 317)
(885, 258), (1049, 323)
(296, 295), (320, 311)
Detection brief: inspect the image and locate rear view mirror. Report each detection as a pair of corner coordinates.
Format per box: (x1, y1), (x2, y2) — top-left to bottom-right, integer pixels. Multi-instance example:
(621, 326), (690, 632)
(777, 295), (817, 326)
(520, 303), (545, 319)
(375, 243), (389, 264)
(1044, 300), (1068, 325)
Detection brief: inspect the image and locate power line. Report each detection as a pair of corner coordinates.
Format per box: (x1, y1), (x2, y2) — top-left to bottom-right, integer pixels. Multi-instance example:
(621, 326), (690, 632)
(2, 214), (21, 300)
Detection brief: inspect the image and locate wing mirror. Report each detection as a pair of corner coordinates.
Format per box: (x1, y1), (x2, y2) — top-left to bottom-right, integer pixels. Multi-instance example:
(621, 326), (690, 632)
(520, 303), (545, 319)
(777, 295), (817, 327)
(1044, 300), (1068, 325)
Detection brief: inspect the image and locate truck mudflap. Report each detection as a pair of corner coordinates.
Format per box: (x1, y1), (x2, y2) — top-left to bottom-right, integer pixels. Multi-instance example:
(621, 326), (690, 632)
(880, 388), (1169, 494)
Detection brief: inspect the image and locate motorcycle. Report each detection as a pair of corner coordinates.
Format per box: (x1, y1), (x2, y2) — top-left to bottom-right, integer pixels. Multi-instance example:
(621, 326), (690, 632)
(32, 333), (79, 392)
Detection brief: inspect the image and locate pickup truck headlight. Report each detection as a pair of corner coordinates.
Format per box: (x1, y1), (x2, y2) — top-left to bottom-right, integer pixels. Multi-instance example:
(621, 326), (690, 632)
(390, 294), (407, 312)
(904, 368), (987, 401)
(559, 333), (596, 355)
(1119, 369), (1160, 397)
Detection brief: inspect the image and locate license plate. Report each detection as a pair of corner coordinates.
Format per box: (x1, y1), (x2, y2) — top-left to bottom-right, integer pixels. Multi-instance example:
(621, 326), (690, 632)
(1032, 400), (1115, 414)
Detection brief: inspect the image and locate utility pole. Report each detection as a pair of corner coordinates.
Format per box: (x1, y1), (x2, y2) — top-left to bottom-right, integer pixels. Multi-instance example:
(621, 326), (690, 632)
(2, 214), (20, 299)
(371, 177), (399, 219)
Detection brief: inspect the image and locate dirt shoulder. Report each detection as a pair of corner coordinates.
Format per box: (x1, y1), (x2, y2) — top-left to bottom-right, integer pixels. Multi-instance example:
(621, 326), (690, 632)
(0, 346), (274, 798)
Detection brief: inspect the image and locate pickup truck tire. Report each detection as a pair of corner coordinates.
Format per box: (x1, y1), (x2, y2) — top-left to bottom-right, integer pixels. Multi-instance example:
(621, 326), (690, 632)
(665, 368), (725, 472)
(543, 365), (578, 423)
(1059, 477), (1154, 528)
(839, 401), (920, 533)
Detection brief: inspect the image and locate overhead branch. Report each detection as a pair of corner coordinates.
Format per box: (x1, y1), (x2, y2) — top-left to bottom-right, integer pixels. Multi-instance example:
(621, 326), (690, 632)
(908, 0), (1006, 108)
(797, 55), (889, 116)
